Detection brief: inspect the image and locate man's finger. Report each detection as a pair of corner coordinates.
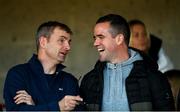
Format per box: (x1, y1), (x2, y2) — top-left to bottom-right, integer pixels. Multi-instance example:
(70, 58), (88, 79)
(14, 93), (26, 100)
(16, 90), (28, 94)
(15, 96), (26, 104)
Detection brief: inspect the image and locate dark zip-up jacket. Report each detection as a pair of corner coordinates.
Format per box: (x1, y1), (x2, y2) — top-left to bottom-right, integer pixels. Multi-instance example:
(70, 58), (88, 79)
(80, 49), (175, 111)
(3, 54), (79, 111)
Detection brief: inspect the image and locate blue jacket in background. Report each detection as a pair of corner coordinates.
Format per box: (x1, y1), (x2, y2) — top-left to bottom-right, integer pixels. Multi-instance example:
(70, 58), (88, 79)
(3, 54), (80, 111)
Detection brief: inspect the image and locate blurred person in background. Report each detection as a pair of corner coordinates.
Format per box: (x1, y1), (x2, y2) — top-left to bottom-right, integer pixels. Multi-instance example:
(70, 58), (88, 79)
(128, 19), (174, 73)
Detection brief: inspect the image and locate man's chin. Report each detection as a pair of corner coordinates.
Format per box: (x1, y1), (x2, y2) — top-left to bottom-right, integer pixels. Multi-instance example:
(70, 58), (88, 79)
(99, 57), (105, 62)
(58, 59), (65, 64)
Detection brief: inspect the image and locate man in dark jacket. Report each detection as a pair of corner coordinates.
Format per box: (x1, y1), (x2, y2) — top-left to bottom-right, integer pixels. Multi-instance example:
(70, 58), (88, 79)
(80, 14), (175, 111)
(4, 21), (83, 111)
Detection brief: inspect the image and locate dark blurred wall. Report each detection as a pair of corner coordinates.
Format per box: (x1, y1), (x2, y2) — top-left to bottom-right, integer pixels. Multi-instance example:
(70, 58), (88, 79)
(0, 0), (179, 102)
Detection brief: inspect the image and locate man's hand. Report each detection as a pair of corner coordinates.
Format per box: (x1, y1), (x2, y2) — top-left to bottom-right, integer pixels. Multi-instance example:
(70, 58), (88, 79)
(59, 95), (83, 111)
(14, 90), (35, 105)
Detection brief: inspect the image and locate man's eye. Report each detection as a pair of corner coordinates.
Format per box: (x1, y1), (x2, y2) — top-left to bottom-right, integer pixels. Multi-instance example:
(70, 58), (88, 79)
(59, 39), (65, 43)
(98, 36), (104, 39)
(99, 36), (104, 39)
(94, 36), (104, 40)
(68, 40), (71, 44)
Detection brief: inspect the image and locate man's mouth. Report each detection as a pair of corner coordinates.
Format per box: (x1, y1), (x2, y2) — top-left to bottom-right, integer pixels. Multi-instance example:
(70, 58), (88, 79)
(97, 48), (105, 52)
(60, 52), (67, 56)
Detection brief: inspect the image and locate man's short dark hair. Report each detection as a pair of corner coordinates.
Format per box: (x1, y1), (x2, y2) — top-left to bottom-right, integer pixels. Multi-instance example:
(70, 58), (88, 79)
(96, 14), (130, 45)
(36, 21), (72, 50)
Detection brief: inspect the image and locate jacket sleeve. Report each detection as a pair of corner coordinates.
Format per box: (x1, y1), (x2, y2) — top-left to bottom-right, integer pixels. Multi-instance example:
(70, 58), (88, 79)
(148, 70), (175, 110)
(3, 67), (60, 111)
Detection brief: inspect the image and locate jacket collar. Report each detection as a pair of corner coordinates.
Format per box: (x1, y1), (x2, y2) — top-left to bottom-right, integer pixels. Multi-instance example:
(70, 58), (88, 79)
(129, 47), (158, 71)
(28, 54), (66, 75)
(27, 54), (66, 99)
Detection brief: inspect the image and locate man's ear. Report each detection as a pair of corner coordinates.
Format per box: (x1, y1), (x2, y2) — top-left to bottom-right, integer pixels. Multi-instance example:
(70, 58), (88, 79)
(116, 34), (124, 45)
(39, 36), (47, 48)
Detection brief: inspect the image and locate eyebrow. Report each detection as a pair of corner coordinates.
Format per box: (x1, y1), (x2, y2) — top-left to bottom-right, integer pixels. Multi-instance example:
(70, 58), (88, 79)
(60, 36), (71, 41)
(94, 34), (104, 38)
(97, 34), (104, 36)
(60, 35), (68, 39)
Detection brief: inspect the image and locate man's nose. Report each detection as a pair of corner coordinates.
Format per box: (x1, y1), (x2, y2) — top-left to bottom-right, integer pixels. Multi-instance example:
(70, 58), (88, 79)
(65, 42), (71, 51)
(94, 38), (100, 47)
